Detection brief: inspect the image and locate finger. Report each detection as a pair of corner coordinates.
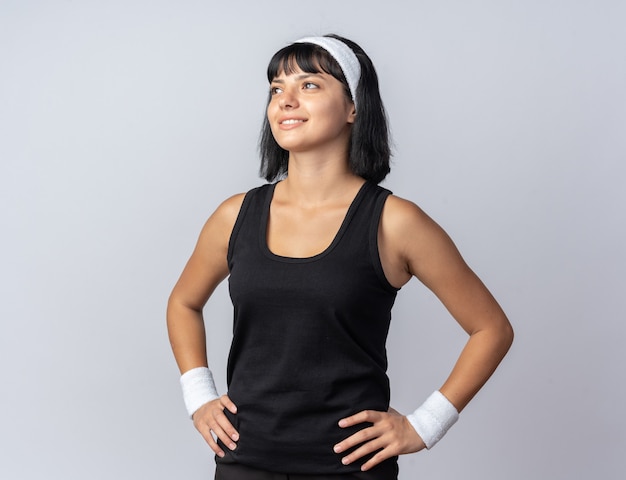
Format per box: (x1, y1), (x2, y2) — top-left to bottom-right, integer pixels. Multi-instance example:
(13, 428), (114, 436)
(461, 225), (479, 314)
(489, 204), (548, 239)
(193, 405), (238, 450)
(196, 422), (226, 457)
(206, 415), (238, 450)
(212, 408), (239, 442)
(338, 410), (380, 428)
(360, 448), (395, 471)
(220, 394), (238, 414)
(340, 437), (388, 467)
(334, 425), (377, 453)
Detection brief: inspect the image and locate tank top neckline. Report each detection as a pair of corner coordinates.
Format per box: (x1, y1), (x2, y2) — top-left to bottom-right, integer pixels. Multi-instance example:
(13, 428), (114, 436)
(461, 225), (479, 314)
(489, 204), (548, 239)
(259, 181), (372, 264)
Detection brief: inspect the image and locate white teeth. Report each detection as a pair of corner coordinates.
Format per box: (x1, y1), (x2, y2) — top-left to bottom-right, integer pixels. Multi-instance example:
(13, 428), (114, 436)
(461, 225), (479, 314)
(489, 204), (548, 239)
(281, 119), (304, 125)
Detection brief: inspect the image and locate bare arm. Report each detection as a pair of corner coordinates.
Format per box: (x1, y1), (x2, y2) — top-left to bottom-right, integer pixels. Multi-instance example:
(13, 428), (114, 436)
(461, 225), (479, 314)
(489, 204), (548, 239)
(381, 196), (513, 411)
(166, 193), (245, 456)
(336, 195), (514, 470)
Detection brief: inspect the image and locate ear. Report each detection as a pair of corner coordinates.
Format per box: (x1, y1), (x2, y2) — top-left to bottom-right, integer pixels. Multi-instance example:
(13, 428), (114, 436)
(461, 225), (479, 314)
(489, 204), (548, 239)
(347, 105), (356, 124)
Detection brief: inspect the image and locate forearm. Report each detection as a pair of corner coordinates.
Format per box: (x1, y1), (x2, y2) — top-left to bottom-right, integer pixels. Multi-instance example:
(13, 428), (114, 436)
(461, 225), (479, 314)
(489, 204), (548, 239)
(166, 299), (209, 374)
(439, 321), (514, 412)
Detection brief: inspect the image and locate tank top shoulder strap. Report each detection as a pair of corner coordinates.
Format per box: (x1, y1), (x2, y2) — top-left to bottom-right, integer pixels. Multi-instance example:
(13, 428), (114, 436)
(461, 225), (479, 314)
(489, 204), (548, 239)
(227, 183), (274, 266)
(367, 184), (399, 293)
(330, 182), (397, 292)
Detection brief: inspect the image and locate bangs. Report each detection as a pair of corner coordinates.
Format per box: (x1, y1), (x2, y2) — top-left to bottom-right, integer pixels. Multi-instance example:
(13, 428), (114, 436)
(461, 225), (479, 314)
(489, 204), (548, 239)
(260, 34), (391, 184)
(266, 43), (349, 95)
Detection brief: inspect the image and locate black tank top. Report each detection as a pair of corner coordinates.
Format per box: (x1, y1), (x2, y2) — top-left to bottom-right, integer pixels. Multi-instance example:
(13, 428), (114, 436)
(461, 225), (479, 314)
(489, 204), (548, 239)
(219, 181), (399, 474)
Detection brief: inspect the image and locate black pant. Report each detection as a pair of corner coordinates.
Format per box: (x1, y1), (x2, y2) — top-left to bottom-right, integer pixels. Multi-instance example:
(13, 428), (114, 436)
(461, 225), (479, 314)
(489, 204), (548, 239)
(215, 460), (398, 480)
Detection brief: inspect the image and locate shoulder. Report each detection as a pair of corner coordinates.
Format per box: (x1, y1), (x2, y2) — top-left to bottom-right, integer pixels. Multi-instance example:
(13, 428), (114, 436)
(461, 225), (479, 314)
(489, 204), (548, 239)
(380, 194), (440, 239)
(195, 192), (247, 248)
(379, 194), (464, 281)
(212, 192), (247, 224)
(198, 184), (273, 242)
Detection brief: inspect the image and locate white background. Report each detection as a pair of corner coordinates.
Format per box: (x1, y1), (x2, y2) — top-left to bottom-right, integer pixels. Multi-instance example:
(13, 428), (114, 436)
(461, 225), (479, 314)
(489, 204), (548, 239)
(1, 1), (624, 478)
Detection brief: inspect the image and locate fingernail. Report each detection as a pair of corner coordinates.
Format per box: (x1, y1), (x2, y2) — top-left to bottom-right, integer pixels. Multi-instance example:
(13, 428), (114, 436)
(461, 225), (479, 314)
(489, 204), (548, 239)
(333, 445), (342, 453)
(342, 457), (350, 465)
(229, 442), (236, 450)
(338, 419), (347, 427)
(232, 433), (239, 441)
(217, 451), (225, 458)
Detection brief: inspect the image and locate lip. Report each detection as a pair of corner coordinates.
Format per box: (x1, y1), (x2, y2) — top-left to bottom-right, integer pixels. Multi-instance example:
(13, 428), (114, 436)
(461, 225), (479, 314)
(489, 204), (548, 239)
(278, 117), (307, 130)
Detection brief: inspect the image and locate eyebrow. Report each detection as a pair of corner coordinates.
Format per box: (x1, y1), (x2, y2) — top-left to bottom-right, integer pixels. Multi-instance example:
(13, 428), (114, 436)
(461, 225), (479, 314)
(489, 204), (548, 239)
(271, 73), (324, 84)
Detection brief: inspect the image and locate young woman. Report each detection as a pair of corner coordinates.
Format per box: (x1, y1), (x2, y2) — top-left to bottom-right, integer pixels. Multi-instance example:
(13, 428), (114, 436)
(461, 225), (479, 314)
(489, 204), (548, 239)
(167, 34), (513, 480)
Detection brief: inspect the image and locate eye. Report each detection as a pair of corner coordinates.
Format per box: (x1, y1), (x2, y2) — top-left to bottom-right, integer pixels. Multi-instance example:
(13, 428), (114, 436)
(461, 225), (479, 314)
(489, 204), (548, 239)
(303, 82), (319, 90)
(270, 85), (283, 95)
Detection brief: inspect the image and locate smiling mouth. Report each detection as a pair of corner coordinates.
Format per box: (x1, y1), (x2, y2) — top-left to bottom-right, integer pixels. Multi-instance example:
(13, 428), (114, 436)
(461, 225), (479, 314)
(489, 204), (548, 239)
(280, 119), (306, 125)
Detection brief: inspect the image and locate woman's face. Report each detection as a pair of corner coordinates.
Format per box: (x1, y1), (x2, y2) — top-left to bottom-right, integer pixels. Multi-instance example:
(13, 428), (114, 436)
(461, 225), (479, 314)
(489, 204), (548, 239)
(267, 65), (355, 155)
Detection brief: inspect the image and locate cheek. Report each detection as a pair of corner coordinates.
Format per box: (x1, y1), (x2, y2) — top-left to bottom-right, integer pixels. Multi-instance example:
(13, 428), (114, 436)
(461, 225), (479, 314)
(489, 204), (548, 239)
(267, 95), (281, 114)
(266, 104), (282, 139)
(266, 103), (277, 129)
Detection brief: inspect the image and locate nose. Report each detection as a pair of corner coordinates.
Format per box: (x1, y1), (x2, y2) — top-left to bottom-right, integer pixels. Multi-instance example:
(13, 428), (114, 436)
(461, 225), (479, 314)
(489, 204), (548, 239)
(278, 88), (298, 109)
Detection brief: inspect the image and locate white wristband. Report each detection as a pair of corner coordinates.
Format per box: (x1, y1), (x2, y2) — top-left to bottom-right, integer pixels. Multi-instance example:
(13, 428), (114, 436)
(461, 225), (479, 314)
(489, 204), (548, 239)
(180, 366), (220, 418)
(406, 390), (459, 449)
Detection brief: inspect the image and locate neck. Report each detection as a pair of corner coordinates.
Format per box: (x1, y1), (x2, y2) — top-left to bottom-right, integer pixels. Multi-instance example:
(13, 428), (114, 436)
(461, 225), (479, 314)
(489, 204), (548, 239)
(280, 151), (364, 205)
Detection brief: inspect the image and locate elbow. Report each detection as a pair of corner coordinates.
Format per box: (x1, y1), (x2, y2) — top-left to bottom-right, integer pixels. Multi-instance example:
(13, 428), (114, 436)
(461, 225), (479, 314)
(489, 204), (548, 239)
(475, 314), (514, 357)
(498, 317), (514, 355)
(166, 291), (204, 329)
(506, 321), (514, 345)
